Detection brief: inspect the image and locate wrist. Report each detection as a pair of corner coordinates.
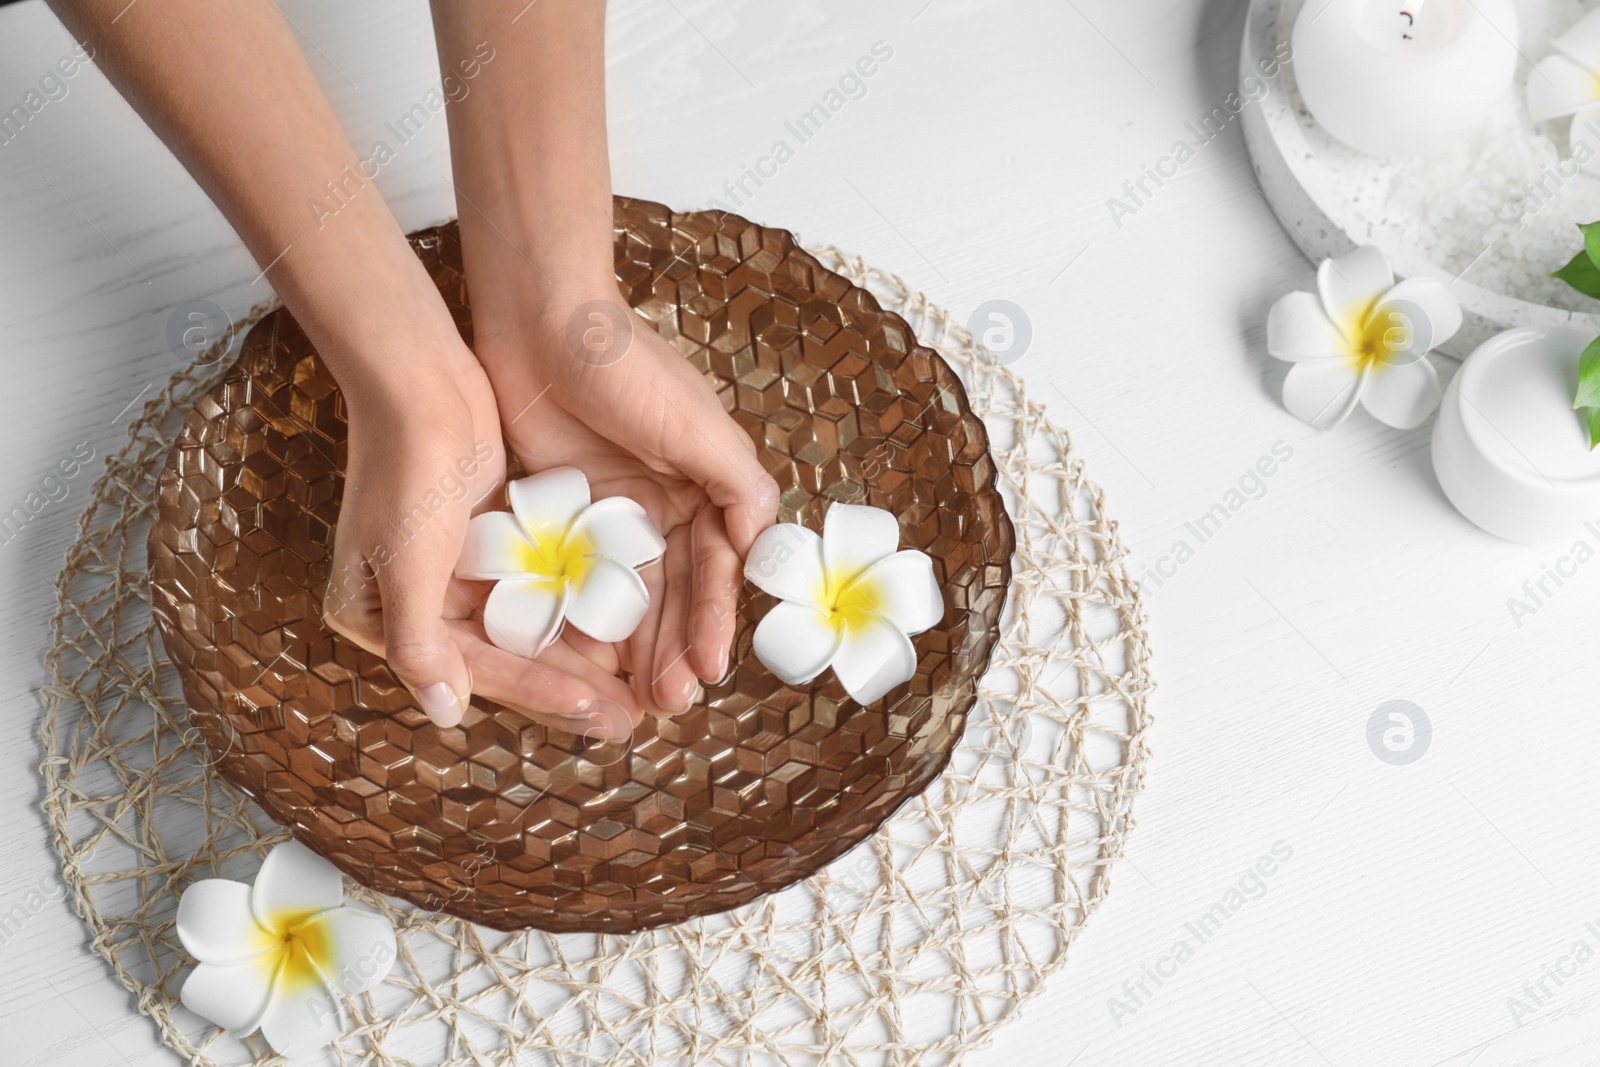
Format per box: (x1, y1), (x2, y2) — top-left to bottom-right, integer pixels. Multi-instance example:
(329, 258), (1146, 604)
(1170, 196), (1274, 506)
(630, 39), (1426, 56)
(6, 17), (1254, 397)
(343, 334), (485, 419)
(269, 235), (475, 404)
(470, 272), (628, 373)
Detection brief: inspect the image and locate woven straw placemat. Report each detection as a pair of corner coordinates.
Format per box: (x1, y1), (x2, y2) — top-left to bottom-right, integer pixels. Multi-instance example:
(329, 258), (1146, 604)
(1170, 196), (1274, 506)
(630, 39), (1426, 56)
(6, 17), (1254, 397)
(38, 246), (1152, 1066)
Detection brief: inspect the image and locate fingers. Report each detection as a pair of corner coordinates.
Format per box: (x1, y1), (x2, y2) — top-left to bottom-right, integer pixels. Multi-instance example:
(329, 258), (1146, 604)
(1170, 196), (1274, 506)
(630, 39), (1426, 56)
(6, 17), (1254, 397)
(538, 641), (644, 732)
(562, 628), (621, 675)
(321, 546), (384, 658)
(440, 575), (486, 623)
(450, 622), (641, 740)
(322, 484), (474, 728)
(718, 473), (780, 557)
(376, 529), (474, 728)
(651, 525), (699, 713)
(688, 505), (740, 684)
(322, 480), (392, 657)
(627, 559), (671, 717)
(650, 362), (778, 556)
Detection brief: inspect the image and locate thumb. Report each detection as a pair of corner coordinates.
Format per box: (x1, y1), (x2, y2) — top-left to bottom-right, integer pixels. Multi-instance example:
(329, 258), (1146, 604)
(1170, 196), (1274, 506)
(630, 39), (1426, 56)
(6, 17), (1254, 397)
(377, 540), (473, 728)
(652, 376), (778, 555)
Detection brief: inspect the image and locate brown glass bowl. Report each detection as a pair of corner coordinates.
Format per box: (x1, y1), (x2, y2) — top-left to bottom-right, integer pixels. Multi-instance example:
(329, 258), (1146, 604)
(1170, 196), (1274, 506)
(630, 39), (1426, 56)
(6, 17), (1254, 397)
(148, 199), (1014, 932)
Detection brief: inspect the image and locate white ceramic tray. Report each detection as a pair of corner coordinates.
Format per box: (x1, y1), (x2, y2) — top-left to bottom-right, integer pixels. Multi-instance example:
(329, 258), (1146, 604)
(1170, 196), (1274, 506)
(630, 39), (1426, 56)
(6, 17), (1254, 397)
(1240, 0), (1600, 359)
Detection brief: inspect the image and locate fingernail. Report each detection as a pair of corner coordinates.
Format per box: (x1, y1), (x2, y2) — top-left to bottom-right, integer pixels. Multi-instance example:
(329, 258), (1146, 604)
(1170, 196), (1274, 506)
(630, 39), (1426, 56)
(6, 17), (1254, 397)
(418, 682), (463, 728)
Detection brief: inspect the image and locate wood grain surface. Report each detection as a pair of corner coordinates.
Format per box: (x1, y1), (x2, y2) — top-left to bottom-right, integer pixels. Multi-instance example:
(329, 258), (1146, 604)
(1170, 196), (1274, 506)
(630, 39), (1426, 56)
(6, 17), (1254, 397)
(1, 1), (1595, 1065)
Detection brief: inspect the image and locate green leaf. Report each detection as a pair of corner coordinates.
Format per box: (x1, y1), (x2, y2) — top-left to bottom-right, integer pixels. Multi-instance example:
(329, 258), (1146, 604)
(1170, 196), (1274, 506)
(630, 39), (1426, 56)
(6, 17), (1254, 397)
(1581, 220), (1600, 271)
(1552, 248), (1600, 299)
(1571, 334), (1600, 449)
(1577, 336), (1600, 411)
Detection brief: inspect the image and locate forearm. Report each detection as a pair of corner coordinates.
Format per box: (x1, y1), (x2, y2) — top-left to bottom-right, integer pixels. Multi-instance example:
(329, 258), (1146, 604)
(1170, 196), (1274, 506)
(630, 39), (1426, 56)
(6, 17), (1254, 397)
(47, 0), (461, 397)
(428, 0), (616, 341)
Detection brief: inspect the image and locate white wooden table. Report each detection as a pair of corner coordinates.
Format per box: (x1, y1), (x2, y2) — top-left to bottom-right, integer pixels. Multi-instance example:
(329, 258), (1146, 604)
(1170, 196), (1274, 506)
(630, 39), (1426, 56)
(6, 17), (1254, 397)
(3, 1), (1597, 1064)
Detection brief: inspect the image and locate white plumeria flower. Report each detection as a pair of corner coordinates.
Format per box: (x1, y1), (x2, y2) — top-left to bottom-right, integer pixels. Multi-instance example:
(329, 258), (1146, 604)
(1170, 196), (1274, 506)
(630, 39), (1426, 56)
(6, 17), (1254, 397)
(456, 467), (665, 657)
(1266, 245), (1461, 430)
(1529, 7), (1600, 172)
(744, 502), (943, 706)
(176, 841), (396, 1057)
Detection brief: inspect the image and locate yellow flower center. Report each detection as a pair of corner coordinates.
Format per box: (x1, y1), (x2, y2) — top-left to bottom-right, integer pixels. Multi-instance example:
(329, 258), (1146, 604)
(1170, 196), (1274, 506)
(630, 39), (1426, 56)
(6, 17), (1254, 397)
(1342, 296), (1410, 373)
(252, 911), (334, 993)
(515, 526), (598, 590)
(817, 567), (883, 633)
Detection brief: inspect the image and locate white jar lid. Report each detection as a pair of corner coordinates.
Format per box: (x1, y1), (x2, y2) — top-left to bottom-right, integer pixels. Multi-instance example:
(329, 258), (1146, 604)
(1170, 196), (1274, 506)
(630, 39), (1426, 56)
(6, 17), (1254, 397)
(1433, 327), (1600, 542)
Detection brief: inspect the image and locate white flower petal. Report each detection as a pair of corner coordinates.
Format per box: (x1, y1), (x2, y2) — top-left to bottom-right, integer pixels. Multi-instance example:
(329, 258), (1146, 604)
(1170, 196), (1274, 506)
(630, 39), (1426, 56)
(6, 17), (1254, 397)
(1317, 246), (1392, 338)
(258, 944), (344, 1057)
(1359, 357), (1442, 429)
(1283, 360), (1364, 430)
(482, 578), (567, 658)
(456, 511), (537, 581)
(822, 503), (901, 588)
(845, 550), (943, 636)
(832, 612), (918, 706)
(744, 523), (827, 608)
(293, 907), (396, 998)
(1266, 290), (1346, 362)
(177, 879), (278, 964)
(1527, 53), (1600, 121)
(507, 466), (591, 544)
(1373, 277), (1462, 354)
(252, 841), (343, 936)
(752, 601), (842, 685)
(1554, 8), (1600, 72)
(565, 557), (651, 642)
(180, 957), (278, 1037)
(568, 497), (665, 569)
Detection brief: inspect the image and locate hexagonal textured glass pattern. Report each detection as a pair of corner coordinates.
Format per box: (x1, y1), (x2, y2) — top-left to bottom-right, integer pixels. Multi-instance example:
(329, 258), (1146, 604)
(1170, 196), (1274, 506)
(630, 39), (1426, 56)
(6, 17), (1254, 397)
(148, 199), (1014, 932)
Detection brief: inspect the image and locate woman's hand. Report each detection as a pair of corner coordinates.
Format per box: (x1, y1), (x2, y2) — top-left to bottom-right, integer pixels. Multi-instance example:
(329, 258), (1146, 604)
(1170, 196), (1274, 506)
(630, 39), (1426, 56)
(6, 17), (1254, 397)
(427, 0), (777, 714)
(321, 331), (642, 739)
(472, 287), (777, 716)
(43, 0), (651, 738)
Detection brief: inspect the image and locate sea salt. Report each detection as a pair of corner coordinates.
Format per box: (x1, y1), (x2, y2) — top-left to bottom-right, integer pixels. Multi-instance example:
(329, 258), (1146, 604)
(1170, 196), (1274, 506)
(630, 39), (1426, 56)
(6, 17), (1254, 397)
(1287, 0), (1600, 312)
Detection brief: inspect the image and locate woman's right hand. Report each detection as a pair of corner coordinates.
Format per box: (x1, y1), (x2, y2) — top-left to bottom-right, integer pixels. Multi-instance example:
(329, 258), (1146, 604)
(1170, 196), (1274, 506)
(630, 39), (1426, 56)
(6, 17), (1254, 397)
(41, 0), (644, 739)
(320, 332), (641, 741)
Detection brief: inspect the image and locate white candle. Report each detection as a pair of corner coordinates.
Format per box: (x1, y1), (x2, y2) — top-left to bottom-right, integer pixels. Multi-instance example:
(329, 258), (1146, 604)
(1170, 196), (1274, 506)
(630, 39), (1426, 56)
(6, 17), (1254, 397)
(1432, 328), (1600, 543)
(1292, 0), (1519, 157)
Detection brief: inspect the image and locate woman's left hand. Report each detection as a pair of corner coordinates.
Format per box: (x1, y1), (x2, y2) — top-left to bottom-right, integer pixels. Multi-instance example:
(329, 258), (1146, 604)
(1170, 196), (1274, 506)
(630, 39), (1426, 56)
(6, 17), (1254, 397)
(473, 287), (777, 717)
